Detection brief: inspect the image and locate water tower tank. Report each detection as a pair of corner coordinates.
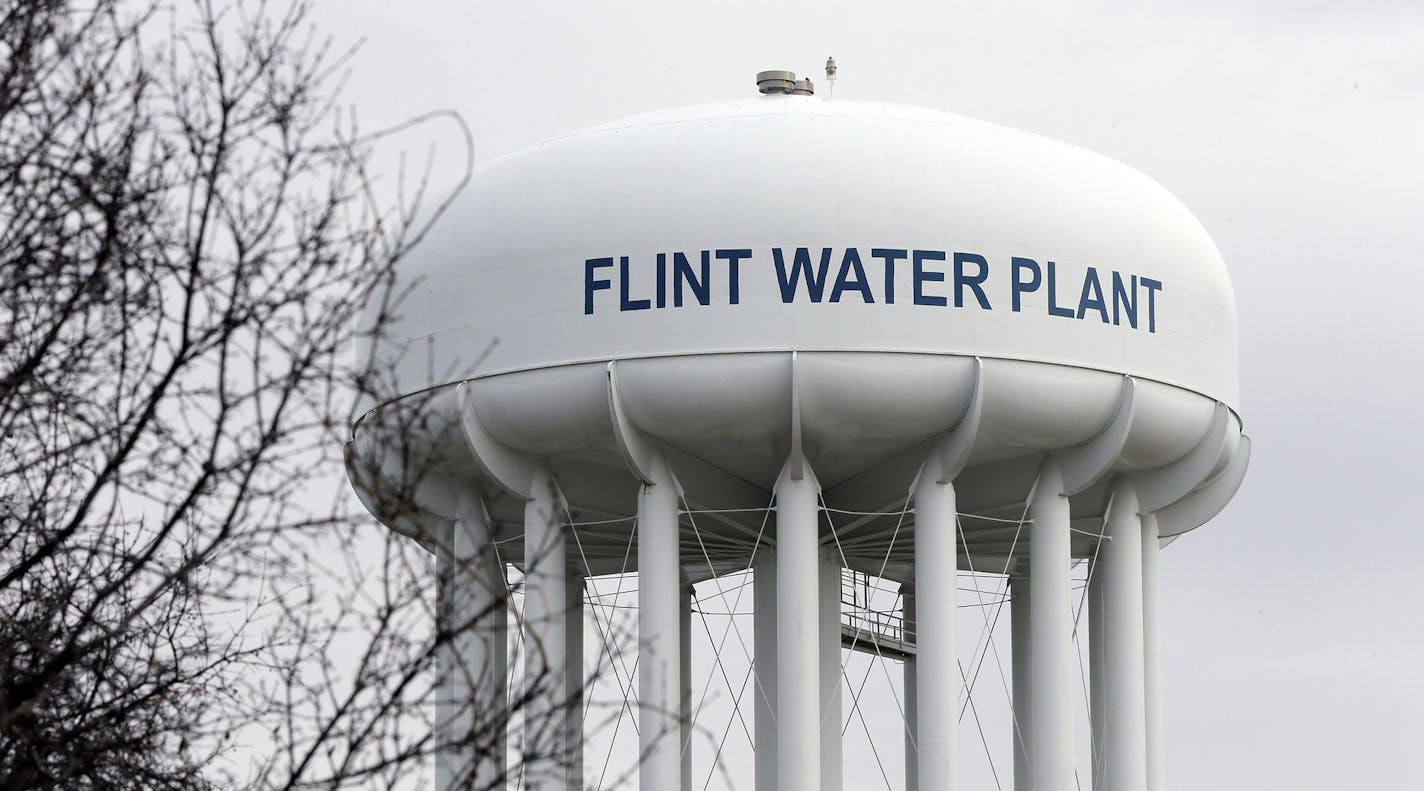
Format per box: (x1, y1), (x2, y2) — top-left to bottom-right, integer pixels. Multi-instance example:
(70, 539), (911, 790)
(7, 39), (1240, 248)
(347, 70), (1249, 791)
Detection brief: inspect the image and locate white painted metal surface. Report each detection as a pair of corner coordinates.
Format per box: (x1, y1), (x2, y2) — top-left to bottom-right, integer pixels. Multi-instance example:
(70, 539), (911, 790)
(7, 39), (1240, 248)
(379, 97), (1239, 411)
(1011, 574), (1032, 791)
(753, 552), (778, 791)
(1029, 460), (1075, 789)
(637, 453), (683, 791)
(903, 588), (919, 791)
(435, 497), (508, 789)
(1142, 514), (1167, 791)
(1091, 483), (1148, 791)
(776, 460), (822, 791)
(522, 470), (579, 791)
(818, 550), (844, 791)
(914, 459), (959, 791)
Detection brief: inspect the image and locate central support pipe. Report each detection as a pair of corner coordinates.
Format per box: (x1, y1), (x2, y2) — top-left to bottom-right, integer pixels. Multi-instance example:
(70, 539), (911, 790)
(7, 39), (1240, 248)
(1029, 459), (1075, 789)
(776, 458), (823, 791)
(914, 465), (959, 791)
(638, 453), (684, 791)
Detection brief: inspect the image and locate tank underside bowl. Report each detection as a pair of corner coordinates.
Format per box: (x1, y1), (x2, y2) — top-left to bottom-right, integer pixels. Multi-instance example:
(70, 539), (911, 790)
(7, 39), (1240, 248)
(348, 351), (1246, 584)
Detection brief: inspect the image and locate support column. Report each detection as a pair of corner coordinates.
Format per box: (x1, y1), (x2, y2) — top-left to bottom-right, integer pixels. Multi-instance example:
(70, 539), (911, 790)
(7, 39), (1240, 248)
(1010, 574), (1032, 791)
(914, 467), (959, 791)
(753, 549), (778, 791)
(681, 582), (694, 791)
(1090, 481), (1147, 791)
(437, 497), (508, 791)
(776, 458), (822, 791)
(1141, 513), (1166, 791)
(638, 455), (684, 791)
(436, 547), (458, 791)
(1088, 556), (1105, 786)
(819, 550), (843, 791)
(1029, 459), (1074, 790)
(523, 469), (577, 791)
(564, 570), (584, 791)
(903, 586), (918, 791)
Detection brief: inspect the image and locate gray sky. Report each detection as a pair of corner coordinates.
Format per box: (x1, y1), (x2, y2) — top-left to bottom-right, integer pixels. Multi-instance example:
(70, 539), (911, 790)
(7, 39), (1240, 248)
(314, 1), (1424, 787)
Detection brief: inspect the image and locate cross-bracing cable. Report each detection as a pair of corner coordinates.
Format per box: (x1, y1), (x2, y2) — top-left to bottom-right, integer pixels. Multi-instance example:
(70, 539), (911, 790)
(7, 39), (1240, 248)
(819, 492), (898, 790)
(681, 484), (777, 790)
(551, 478), (644, 790)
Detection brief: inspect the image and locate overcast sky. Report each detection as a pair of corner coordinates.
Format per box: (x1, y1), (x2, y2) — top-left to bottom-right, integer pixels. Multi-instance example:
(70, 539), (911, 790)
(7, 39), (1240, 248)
(311, 1), (1424, 788)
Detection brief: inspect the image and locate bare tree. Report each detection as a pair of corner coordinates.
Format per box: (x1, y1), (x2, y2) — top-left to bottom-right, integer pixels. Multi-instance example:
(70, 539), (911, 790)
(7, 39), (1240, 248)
(0, 2), (593, 788)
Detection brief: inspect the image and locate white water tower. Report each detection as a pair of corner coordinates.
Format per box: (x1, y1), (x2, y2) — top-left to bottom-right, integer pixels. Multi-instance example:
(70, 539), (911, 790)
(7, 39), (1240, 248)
(347, 67), (1248, 791)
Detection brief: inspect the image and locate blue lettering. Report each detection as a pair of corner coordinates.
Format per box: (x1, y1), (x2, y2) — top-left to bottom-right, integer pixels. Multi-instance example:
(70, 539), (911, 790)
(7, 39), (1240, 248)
(589, 248), (1159, 331)
(871, 248), (908, 304)
(619, 255), (650, 311)
(773, 247), (833, 303)
(1011, 257), (1041, 312)
(655, 253), (667, 309)
(1077, 266), (1109, 323)
(674, 251), (711, 307)
(913, 250), (947, 307)
(829, 248), (874, 303)
(715, 249), (750, 305)
(1046, 261), (1074, 318)
(1141, 277), (1162, 333)
(584, 257), (613, 315)
(953, 252), (991, 309)
(1111, 272), (1137, 328)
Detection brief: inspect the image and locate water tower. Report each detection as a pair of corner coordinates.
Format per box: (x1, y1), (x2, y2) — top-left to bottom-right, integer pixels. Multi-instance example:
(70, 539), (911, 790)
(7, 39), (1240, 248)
(346, 67), (1249, 791)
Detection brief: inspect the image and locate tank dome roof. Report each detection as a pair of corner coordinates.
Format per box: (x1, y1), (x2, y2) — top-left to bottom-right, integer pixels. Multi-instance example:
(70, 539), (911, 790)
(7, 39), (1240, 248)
(381, 95), (1238, 408)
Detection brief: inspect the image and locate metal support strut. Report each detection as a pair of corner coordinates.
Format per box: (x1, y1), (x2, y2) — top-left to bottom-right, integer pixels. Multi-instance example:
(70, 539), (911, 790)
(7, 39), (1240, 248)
(1091, 481), (1148, 791)
(1142, 513), (1166, 791)
(776, 457), (823, 791)
(523, 469), (582, 791)
(1011, 573), (1032, 791)
(436, 495), (508, 790)
(753, 549), (779, 791)
(638, 453), (684, 791)
(819, 548), (844, 791)
(914, 461), (959, 791)
(1029, 459), (1075, 789)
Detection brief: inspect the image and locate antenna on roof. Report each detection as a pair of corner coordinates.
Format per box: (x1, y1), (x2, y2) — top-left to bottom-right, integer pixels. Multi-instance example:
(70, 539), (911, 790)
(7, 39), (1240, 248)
(825, 56), (837, 99)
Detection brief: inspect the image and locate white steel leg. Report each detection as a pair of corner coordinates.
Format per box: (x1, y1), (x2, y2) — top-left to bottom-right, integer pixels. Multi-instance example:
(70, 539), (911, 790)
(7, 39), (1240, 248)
(681, 582), (693, 791)
(1010, 573), (1032, 791)
(1142, 513), (1166, 791)
(776, 459), (822, 791)
(753, 549), (778, 791)
(563, 570), (584, 791)
(438, 498), (509, 791)
(523, 469), (574, 791)
(819, 549), (843, 791)
(1090, 481), (1147, 791)
(914, 467), (959, 791)
(638, 454), (683, 791)
(903, 586), (919, 791)
(1029, 459), (1074, 789)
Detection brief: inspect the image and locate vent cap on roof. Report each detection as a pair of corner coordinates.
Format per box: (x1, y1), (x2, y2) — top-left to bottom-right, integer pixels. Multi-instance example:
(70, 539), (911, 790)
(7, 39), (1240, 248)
(757, 69), (813, 95)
